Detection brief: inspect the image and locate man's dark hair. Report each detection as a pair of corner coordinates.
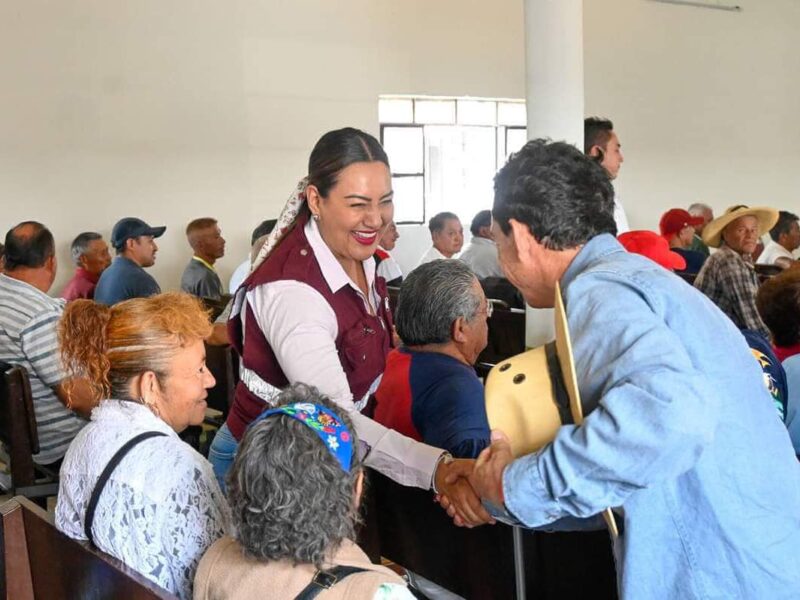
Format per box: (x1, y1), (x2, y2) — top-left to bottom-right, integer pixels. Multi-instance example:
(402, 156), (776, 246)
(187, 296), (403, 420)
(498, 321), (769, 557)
(470, 210), (492, 236)
(251, 219), (277, 246)
(428, 212), (459, 235)
(770, 210), (799, 242)
(757, 270), (800, 347)
(3, 221), (55, 270)
(493, 139), (616, 249)
(70, 232), (102, 266)
(584, 117), (614, 155)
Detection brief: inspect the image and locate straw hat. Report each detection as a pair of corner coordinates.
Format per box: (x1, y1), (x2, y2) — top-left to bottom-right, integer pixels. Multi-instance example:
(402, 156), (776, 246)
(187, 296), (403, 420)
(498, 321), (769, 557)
(484, 282), (618, 537)
(701, 205), (779, 248)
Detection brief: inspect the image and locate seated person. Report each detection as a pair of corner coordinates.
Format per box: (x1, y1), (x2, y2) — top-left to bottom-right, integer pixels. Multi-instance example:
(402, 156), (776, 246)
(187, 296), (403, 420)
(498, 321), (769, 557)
(228, 219), (276, 293)
(757, 270), (800, 456)
(0, 222), (93, 466)
(757, 210), (800, 270)
(374, 221), (403, 287)
(416, 211), (463, 266)
(181, 218), (226, 300)
(374, 260), (491, 458)
(694, 205), (778, 337)
(659, 208), (707, 274)
(687, 203), (714, 256)
(740, 329), (788, 423)
(55, 292), (230, 599)
(618, 230), (687, 272)
(60, 232), (112, 301)
(95, 217), (165, 305)
(195, 384), (413, 600)
(459, 209), (504, 279)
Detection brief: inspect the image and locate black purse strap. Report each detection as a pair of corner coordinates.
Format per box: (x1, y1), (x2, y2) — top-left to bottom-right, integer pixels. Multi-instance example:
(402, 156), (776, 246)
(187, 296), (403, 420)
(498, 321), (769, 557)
(294, 565), (370, 600)
(84, 431), (168, 546)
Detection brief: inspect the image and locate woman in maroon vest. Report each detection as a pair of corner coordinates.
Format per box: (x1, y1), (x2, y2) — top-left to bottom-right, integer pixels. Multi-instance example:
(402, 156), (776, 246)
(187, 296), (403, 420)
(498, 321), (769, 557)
(209, 128), (489, 525)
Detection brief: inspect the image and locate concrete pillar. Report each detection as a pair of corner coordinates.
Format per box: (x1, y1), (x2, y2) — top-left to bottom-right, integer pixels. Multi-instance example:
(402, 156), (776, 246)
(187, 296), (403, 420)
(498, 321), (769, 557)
(523, 0), (584, 347)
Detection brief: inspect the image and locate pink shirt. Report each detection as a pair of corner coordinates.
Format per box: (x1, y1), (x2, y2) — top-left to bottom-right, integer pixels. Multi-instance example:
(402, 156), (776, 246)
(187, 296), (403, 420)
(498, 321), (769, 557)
(60, 268), (99, 301)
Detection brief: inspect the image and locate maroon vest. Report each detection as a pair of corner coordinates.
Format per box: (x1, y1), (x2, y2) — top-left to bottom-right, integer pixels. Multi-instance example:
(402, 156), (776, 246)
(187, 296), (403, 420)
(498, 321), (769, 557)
(226, 216), (394, 440)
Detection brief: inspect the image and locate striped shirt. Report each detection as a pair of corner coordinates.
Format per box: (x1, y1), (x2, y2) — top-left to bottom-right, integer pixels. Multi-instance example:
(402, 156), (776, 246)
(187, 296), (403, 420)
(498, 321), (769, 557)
(0, 274), (85, 464)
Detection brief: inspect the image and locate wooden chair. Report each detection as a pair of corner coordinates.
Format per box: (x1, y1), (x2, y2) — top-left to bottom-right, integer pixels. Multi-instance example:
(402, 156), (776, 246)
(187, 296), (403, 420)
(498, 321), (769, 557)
(476, 306), (526, 367)
(203, 343), (238, 421)
(0, 496), (177, 599)
(0, 363), (58, 502)
(386, 285), (401, 316)
(360, 470), (618, 600)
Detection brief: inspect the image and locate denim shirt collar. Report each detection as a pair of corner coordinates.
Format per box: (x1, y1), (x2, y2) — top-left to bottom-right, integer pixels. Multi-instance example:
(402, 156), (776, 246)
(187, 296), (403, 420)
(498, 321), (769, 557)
(560, 233), (623, 292)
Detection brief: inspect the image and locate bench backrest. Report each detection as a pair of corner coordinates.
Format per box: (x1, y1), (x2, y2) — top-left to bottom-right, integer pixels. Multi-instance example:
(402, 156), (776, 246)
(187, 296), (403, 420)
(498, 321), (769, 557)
(361, 470), (618, 600)
(0, 363), (40, 487)
(0, 496), (177, 600)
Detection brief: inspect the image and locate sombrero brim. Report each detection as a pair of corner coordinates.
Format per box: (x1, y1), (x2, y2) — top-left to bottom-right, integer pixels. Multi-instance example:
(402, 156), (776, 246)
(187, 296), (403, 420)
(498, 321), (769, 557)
(484, 282), (619, 537)
(702, 207), (779, 248)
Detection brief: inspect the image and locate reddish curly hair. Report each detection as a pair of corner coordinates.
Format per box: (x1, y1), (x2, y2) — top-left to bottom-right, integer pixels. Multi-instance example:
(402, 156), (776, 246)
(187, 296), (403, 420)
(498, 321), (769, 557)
(59, 292), (212, 403)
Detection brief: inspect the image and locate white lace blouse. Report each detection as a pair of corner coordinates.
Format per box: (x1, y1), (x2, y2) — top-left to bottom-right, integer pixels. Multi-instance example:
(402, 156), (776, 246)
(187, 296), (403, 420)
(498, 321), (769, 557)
(55, 400), (231, 599)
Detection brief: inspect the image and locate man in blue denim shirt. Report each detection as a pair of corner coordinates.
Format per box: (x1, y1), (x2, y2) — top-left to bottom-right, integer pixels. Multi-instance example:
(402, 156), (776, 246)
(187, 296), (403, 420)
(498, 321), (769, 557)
(469, 140), (800, 598)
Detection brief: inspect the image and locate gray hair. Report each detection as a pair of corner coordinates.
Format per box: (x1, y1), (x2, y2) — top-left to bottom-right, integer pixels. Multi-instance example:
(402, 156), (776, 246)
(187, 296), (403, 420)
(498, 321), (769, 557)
(688, 203), (712, 217)
(70, 232), (103, 266)
(396, 260), (481, 346)
(226, 383), (362, 568)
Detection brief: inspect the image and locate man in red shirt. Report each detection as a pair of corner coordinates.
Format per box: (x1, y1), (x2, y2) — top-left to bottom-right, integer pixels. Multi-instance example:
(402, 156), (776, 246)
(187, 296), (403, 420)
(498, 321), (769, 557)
(60, 232), (112, 301)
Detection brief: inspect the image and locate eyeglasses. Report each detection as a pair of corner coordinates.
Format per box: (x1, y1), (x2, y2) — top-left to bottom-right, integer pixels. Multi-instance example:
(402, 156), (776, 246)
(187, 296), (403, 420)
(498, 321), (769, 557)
(477, 302), (494, 319)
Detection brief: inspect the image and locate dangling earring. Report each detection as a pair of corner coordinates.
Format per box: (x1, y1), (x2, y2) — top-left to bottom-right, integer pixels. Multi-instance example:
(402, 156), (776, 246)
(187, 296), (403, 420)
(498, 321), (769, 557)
(312, 213), (321, 222)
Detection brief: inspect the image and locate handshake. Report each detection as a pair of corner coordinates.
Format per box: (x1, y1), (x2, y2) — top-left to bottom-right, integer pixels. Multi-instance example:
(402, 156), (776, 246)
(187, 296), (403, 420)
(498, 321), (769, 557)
(433, 429), (515, 528)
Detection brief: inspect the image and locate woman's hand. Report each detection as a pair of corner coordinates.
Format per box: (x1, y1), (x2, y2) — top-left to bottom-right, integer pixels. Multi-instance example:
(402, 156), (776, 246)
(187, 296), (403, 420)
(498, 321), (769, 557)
(434, 458), (494, 527)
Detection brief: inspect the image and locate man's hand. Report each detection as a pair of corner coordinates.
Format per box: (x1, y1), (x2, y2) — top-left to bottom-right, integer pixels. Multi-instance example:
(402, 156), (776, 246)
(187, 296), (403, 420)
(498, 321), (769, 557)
(434, 458), (494, 528)
(470, 430), (514, 507)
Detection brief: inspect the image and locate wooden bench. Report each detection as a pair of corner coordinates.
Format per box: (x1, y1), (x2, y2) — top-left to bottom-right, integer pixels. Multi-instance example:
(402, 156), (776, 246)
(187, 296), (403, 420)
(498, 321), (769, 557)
(0, 495), (177, 599)
(360, 470), (618, 600)
(0, 363), (58, 503)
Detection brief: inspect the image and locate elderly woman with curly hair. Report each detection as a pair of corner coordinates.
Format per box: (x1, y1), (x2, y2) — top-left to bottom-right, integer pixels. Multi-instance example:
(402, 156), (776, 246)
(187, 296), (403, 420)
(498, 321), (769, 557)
(55, 292), (231, 599)
(194, 383), (414, 600)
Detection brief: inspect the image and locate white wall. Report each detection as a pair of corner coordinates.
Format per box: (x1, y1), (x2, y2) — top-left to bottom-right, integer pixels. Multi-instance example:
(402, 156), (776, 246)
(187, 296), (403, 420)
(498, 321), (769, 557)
(1, 0), (798, 290)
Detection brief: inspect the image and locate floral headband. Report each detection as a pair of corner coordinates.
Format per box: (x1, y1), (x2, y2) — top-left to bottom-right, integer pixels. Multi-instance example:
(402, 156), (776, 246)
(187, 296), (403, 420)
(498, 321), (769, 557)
(250, 402), (353, 472)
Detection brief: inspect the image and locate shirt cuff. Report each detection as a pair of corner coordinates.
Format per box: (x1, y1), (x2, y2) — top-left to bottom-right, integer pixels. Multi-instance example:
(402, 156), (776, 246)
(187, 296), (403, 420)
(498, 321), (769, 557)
(502, 451), (564, 528)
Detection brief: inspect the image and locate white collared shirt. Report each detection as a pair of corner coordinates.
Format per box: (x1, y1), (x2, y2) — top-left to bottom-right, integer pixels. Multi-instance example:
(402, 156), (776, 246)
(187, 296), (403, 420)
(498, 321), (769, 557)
(243, 219), (443, 489)
(757, 240), (794, 267)
(416, 245), (450, 267)
(458, 237), (504, 279)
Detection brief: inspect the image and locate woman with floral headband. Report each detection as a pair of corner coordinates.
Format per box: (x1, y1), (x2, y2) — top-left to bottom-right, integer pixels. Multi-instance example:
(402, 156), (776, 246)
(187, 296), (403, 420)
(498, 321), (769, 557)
(195, 384), (414, 599)
(208, 128), (487, 525)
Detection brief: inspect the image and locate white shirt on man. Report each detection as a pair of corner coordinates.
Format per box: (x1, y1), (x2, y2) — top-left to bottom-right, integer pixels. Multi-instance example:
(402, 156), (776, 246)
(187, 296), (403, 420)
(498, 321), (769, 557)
(239, 219), (443, 490)
(757, 240), (794, 266)
(614, 197), (630, 234)
(228, 256), (250, 293)
(416, 245), (449, 267)
(458, 237), (504, 279)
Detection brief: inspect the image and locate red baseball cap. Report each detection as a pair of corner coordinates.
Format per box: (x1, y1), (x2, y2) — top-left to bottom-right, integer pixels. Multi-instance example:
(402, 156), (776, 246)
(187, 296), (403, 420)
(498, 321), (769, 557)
(659, 209), (705, 238)
(618, 230), (687, 271)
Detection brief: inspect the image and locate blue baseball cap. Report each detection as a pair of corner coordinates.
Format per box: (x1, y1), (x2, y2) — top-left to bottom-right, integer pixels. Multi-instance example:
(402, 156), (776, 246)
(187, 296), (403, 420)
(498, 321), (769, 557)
(111, 218), (166, 250)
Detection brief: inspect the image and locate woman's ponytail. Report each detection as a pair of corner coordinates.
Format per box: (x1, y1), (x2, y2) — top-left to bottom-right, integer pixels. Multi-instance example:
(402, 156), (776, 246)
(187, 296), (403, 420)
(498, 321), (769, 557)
(58, 299), (112, 402)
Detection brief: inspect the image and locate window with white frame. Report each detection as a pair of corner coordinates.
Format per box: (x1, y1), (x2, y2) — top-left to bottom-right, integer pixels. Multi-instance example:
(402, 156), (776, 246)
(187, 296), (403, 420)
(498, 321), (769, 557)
(379, 96), (527, 225)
